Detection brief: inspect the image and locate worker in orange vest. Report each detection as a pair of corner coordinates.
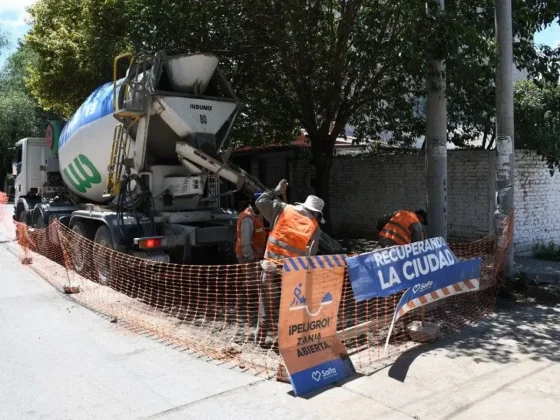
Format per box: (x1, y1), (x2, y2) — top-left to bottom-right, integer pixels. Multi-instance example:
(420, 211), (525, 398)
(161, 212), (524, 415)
(235, 192), (268, 263)
(377, 209), (428, 248)
(254, 179), (324, 344)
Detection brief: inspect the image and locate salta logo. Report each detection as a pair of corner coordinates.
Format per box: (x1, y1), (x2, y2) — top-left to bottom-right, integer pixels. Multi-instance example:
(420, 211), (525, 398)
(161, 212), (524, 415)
(412, 280), (434, 295)
(62, 154), (102, 193)
(412, 280), (434, 294)
(311, 368), (337, 382)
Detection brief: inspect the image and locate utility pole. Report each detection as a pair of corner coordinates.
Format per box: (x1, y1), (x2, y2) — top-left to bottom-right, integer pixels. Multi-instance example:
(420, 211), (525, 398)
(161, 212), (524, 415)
(495, 0), (515, 279)
(425, 0), (447, 239)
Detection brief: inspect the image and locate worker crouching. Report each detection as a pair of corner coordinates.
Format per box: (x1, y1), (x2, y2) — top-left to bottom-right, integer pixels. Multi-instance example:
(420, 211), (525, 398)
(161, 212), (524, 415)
(255, 179), (324, 346)
(235, 192), (267, 263)
(377, 209), (428, 247)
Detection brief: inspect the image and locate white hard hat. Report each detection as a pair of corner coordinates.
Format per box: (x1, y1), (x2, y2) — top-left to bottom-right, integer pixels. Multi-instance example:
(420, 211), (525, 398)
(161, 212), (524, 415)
(296, 195), (325, 224)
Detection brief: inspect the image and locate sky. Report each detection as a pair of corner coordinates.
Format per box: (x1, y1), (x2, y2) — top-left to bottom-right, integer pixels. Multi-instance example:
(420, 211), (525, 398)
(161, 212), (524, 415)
(0, 0), (36, 64)
(534, 19), (560, 48)
(0, 0), (559, 67)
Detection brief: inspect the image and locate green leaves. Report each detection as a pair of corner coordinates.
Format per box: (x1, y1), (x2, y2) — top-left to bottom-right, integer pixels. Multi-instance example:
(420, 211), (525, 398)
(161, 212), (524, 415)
(0, 91), (42, 139)
(19, 0), (560, 160)
(25, 0), (131, 117)
(12, 0), (560, 230)
(0, 46), (56, 169)
(514, 80), (560, 174)
(0, 31), (8, 56)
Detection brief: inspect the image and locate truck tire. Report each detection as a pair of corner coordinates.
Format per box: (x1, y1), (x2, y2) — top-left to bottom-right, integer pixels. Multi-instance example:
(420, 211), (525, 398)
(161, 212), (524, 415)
(93, 225), (115, 287)
(34, 214), (46, 228)
(17, 208), (28, 224)
(71, 221), (95, 278)
(33, 210), (49, 256)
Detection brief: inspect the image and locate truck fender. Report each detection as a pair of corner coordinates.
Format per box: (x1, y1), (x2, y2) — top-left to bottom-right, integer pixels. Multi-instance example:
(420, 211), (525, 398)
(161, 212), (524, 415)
(58, 215), (71, 227)
(16, 198), (30, 214)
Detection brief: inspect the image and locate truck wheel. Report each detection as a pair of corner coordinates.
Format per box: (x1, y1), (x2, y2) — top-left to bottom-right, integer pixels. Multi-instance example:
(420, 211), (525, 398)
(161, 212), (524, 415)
(17, 208), (28, 224)
(34, 215), (46, 228)
(71, 221), (95, 278)
(93, 225), (115, 287)
(33, 211), (49, 256)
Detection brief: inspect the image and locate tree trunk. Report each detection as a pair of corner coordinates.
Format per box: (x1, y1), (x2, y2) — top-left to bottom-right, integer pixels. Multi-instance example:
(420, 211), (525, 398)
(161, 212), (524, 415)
(481, 130), (488, 149)
(313, 157), (333, 234)
(309, 134), (335, 235)
(487, 129), (496, 150)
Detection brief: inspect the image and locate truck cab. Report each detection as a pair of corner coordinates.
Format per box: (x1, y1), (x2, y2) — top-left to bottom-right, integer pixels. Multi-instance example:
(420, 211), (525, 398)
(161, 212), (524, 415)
(13, 138), (51, 223)
(13, 136), (66, 225)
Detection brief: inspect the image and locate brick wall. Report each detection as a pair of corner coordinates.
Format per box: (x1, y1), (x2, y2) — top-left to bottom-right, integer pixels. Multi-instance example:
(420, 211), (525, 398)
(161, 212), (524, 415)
(514, 150), (560, 255)
(257, 148), (560, 255)
(292, 150), (496, 241)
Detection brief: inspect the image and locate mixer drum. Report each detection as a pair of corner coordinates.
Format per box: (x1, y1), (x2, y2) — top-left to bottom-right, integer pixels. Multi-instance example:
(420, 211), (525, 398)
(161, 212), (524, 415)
(58, 81), (121, 203)
(57, 53), (231, 203)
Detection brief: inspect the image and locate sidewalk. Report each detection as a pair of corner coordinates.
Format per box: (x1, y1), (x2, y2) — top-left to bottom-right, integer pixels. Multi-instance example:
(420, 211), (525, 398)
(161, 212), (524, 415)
(515, 257), (560, 284)
(1, 204), (559, 419)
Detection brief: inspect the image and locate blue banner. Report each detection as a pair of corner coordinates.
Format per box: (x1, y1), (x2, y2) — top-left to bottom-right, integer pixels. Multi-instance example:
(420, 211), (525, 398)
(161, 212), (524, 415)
(345, 237), (460, 301)
(384, 258), (482, 352)
(288, 350), (356, 396)
(394, 258), (482, 317)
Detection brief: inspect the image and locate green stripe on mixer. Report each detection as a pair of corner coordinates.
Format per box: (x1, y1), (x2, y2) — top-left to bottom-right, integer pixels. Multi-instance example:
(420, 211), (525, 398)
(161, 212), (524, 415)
(62, 154), (102, 193)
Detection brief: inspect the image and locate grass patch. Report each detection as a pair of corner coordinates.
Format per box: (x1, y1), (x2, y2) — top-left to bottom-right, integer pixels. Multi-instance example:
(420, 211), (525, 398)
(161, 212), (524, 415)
(533, 241), (560, 261)
(498, 272), (560, 307)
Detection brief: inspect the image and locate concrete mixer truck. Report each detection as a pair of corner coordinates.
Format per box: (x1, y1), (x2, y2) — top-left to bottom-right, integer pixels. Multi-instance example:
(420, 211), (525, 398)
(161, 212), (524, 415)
(13, 50), (341, 283)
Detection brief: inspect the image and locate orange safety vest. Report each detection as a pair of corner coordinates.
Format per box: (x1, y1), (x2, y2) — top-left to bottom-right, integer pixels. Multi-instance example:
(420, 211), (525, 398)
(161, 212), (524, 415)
(236, 207), (267, 259)
(378, 211), (421, 246)
(264, 205), (318, 260)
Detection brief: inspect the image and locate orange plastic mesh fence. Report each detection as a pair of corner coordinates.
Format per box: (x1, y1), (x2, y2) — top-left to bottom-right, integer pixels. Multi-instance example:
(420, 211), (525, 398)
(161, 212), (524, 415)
(0, 192), (8, 219)
(0, 192), (16, 243)
(6, 206), (513, 379)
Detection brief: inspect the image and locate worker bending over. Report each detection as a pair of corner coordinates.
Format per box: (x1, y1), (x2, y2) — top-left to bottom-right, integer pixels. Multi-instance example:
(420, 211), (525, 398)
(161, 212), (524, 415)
(377, 209), (428, 248)
(236, 192), (267, 263)
(254, 179), (324, 344)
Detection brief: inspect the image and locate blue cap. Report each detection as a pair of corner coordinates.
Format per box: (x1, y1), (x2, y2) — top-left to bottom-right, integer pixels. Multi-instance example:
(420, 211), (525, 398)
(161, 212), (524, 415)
(252, 191), (263, 201)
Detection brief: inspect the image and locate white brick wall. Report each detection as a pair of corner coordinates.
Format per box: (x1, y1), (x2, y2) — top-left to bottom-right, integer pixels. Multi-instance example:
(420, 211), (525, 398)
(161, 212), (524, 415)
(293, 150), (495, 241)
(514, 150), (560, 255)
(288, 148), (560, 255)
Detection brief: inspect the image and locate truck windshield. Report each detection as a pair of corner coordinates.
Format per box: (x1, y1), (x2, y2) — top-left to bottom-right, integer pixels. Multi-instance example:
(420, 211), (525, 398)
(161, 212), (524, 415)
(15, 145), (22, 175)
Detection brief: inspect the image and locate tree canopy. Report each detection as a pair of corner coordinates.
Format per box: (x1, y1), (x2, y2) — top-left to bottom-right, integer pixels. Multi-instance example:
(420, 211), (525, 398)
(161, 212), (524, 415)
(0, 44), (57, 183)
(22, 0), (560, 230)
(25, 0), (129, 117)
(0, 31), (8, 54)
(515, 80), (560, 174)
